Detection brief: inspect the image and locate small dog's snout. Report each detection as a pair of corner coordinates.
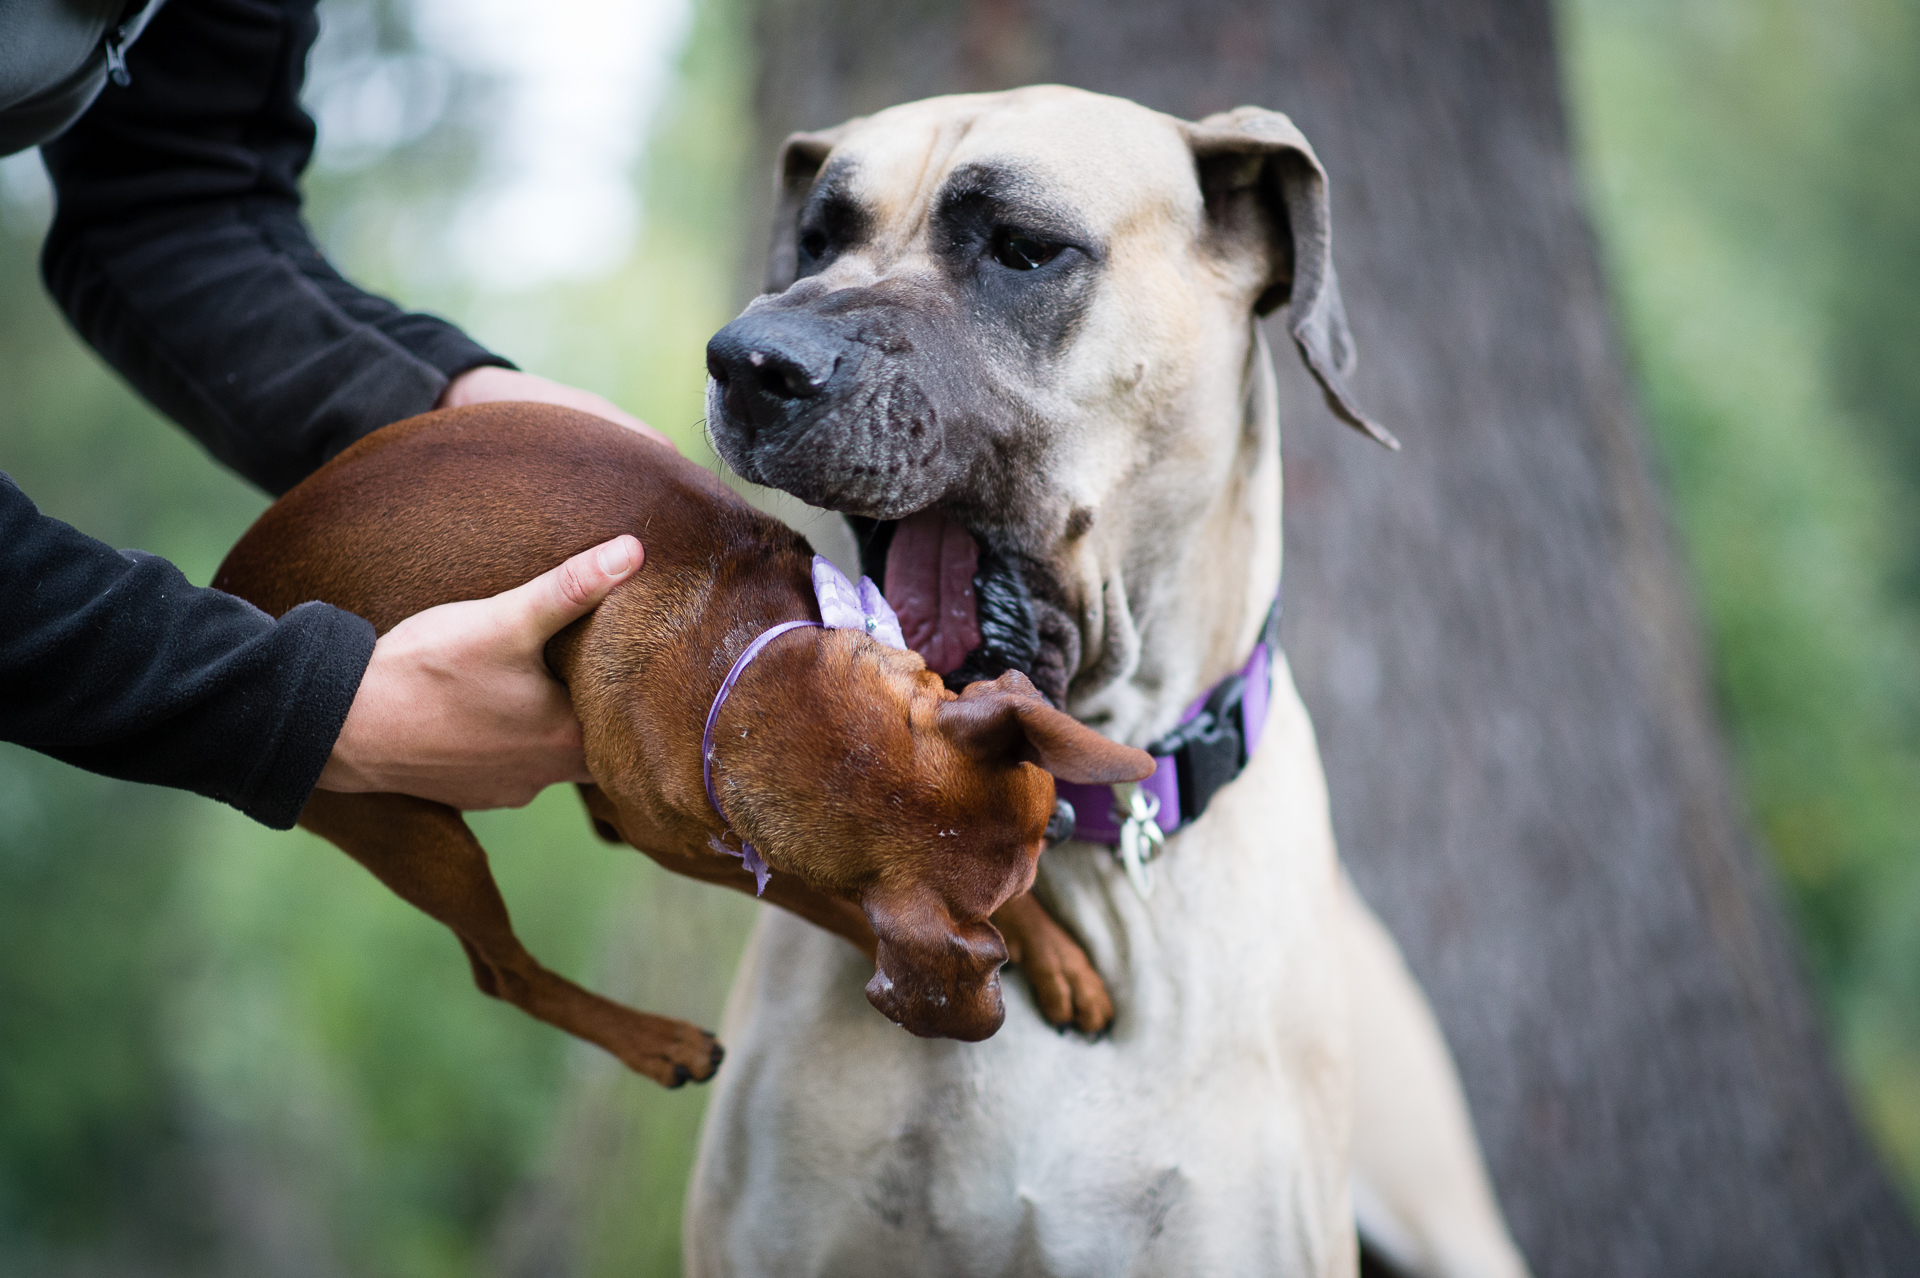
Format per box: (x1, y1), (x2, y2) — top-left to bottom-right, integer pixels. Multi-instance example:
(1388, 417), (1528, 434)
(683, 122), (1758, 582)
(707, 316), (840, 434)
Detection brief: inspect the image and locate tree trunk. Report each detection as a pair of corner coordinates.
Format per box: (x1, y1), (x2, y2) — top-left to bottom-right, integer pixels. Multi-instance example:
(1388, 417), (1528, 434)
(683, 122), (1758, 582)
(743, 0), (1920, 1272)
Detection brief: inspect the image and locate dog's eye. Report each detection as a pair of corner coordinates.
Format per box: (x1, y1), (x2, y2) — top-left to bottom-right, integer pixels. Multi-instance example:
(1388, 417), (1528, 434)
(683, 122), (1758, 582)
(991, 229), (1063, 271)
(800, 229), (828, 260)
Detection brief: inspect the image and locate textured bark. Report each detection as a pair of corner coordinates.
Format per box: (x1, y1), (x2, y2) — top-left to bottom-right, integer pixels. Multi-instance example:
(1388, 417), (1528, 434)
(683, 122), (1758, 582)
(743, 0), (1920, 1272)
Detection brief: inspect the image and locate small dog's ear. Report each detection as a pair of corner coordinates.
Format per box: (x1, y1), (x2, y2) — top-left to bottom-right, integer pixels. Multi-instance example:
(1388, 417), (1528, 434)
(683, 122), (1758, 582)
(765, 125), (849, 293)
(860, 883), (1008, 1041)
(1184, 107), (1397, 450)
(939, 671), (1156, 785)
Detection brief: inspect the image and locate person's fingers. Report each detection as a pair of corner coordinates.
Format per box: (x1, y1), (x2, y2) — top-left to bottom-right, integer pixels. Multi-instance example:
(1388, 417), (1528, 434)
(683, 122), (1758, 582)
(496, 535), (643, 641)
(437, 366), (681, 452)
(567, 394), (678, 452)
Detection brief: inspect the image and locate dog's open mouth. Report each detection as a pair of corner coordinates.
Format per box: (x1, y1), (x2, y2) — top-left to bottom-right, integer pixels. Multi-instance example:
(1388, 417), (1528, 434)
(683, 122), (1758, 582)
(881, 512), (982, 674)
(848, 511), (1059, 702)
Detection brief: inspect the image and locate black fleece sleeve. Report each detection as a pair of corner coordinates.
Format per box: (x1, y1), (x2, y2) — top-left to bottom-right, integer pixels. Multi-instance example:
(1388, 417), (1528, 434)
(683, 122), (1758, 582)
(0, 474), (375, 829)
(38, 0), (510, 497)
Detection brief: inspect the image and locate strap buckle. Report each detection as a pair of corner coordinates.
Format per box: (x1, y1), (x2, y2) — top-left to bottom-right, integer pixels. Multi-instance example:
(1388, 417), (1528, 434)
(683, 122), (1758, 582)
(1112, 781), (1165, 900)
(1144, 673), (1248, 831)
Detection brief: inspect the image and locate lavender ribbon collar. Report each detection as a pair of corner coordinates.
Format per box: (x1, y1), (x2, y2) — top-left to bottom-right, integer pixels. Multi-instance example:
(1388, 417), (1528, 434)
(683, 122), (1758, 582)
(701, 557), (905, 894)
(812, 555), (907, 647)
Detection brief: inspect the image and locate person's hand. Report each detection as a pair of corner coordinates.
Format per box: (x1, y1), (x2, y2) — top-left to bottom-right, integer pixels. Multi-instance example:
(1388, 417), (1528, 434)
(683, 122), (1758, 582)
(438, 366), (679, 453)
(317, 535), (643, 809)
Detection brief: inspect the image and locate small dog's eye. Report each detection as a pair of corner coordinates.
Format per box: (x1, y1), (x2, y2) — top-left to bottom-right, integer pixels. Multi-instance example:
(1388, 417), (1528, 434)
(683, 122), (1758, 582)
(991, 229), (1062, 271)
(800, 230), (828, 259)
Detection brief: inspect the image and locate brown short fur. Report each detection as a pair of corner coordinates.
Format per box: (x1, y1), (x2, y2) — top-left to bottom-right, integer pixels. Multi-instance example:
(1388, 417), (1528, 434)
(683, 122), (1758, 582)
(213, 402), (1150, 1085)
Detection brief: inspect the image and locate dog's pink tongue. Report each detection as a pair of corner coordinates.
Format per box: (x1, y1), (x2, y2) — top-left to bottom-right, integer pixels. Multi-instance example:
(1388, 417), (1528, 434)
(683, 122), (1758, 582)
(884, 511), (982, 675)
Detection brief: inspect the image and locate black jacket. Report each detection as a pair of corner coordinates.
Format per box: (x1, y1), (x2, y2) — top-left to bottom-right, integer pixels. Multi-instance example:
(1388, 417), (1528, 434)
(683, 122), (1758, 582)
(0, 475), (374, 829)
(1, 0), (507, 826)
(41, 0), (507, 495)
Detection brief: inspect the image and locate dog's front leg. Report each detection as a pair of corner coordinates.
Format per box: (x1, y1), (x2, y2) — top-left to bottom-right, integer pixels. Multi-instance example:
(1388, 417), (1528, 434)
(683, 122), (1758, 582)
(994, 891), (1114, 1034)
(299, 789), (723, 1087)
(1341, 875), (1531, 1278)
(574, 783), (878, 959)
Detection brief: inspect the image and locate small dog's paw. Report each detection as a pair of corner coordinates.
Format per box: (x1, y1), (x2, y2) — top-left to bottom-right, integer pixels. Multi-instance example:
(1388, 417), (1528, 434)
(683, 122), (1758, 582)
(668, 1036), (727, 1088)
(611, 1015), (725, 1088)
(994, 893), (1114, 1035)
(1021, 943), (1114, 1035)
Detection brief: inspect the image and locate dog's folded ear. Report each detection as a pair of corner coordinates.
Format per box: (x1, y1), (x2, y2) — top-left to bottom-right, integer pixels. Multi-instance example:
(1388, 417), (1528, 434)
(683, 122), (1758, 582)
(938, 671), (1156, 785)
(861, 882), (1009, 1041)
(1184, 107), (1398, 450)
(765, 124), (851, 293)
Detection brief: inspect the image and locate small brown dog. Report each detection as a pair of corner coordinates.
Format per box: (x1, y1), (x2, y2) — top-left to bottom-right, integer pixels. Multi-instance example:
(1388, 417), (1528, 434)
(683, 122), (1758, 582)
(213, 403), (1151, 1086)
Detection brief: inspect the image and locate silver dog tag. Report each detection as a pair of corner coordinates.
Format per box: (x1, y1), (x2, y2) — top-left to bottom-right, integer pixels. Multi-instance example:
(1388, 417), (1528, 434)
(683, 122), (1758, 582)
(1112, 781), (1165, 901)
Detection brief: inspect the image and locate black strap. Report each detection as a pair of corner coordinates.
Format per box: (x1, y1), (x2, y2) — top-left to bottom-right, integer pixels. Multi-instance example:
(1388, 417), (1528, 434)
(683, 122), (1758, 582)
(1142, 595), (1282, 833)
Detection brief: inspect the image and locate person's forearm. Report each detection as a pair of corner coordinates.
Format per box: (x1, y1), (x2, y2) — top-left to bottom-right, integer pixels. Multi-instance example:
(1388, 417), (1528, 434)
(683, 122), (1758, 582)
(0, 474), (373, 828)
(38, 0), (510, 495)
(43, 199), (508, 494)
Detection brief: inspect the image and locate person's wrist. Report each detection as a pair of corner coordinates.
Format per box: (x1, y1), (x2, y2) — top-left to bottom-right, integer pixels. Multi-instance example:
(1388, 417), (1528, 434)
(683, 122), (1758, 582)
(316, 648), (397, 795)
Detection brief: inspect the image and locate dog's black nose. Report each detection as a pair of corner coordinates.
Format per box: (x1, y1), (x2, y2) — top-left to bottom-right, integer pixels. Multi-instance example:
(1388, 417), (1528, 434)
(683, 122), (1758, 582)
(707, 316), (840, 434)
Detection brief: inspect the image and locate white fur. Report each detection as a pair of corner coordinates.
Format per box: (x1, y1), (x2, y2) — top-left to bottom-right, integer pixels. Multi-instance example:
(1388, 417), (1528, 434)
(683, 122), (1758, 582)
(688, 666), (1348, 1278)
(688, 87), (1528, 1278)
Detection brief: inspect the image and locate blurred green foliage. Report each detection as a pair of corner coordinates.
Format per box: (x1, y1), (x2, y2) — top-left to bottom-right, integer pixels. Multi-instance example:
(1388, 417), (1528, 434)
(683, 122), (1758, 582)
(1563, 0), (1920, 1207)
(2, 0), (1917, 1271)
(0, 0), (754, 1273)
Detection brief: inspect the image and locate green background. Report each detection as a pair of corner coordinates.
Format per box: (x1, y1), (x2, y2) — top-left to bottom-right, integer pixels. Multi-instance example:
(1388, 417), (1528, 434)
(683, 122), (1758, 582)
(1, 0), (1916, 1271)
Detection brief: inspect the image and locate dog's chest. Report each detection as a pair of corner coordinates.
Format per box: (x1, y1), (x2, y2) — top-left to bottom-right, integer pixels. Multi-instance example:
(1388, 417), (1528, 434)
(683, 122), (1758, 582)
(686, 667), (1355, 1278)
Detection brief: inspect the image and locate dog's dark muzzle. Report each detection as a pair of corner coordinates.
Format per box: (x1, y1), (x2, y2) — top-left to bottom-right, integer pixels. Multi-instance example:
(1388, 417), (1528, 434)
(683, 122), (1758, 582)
(705, 291), (974, 518)
(705, 311), (840, 442)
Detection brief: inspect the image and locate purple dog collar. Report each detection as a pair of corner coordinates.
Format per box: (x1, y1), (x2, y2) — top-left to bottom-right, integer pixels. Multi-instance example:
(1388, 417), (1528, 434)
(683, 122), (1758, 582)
(1052, 595), (1281, 890)
(701, 556), (906, 894)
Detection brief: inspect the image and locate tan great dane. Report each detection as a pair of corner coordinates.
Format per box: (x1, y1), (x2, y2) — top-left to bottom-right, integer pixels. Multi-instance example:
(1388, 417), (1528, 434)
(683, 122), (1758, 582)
(689, 86), (1530, 1278)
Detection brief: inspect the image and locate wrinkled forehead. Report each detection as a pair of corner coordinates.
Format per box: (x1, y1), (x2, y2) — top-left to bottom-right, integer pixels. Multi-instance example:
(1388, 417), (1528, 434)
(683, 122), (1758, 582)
(823, 90), (1202, 242)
